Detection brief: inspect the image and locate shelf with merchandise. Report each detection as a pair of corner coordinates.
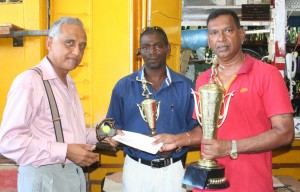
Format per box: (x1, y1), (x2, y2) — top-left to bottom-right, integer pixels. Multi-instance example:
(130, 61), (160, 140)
(182, 4), (273, 27)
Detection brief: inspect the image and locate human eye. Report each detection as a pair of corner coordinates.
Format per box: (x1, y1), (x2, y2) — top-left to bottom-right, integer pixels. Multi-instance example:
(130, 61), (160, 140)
(209, 30), (217, 37)
(79, 43), (87, 50)
(141, 46), (148, 52)
(65, 40), (75, 47)
(225, 28), (233, 33)
(154, 43), (164, 50)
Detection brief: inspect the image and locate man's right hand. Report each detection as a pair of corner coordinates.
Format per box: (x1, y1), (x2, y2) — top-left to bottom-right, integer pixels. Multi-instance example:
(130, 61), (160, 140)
(66, 144), (99, 167)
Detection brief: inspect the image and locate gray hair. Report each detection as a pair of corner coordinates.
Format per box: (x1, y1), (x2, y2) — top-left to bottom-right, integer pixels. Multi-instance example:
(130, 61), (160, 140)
(48, 17), (84, 39)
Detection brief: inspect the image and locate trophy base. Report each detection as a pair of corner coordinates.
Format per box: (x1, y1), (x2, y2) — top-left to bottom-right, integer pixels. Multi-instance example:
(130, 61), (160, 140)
(91, 141), (118, 153)
(182, 161), (229, 189)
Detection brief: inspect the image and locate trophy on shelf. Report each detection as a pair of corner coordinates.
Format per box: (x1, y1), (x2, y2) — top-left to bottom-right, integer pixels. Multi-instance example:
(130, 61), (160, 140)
(92, 118), (118, 152)
(136, 76), (160, 136)
(182, 64), (234, 189)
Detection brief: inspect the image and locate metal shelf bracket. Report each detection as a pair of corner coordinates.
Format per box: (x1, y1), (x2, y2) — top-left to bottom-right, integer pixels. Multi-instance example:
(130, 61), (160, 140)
(0, 23), (48, 47)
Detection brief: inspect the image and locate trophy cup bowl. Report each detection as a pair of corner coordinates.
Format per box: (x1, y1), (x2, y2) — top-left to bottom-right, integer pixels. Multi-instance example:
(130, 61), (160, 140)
(137, 98), (160, 135)
(137, 98), (174, 158)
(182, 82), (230, 189)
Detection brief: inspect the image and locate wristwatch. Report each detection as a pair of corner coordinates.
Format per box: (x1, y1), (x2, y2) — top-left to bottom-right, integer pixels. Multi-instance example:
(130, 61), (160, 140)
(230, 140), (238, 159)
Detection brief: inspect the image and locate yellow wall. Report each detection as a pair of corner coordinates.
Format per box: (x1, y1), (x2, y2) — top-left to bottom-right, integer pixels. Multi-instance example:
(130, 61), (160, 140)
(0, 0), (182, 140)
(272, 140), (300, 180)
(0, 0), (140, 191)
(149, 0), (182, 71)
(49, 0), (141, 128)
(0, 0), (47, 119)
(0, 0), (185, 190)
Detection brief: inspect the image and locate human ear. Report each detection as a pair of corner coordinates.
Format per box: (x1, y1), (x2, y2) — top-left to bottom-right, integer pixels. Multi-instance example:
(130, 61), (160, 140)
(46, 37), (53, 51)
(239, 27), (246, 44)
(167, 44), (171, 54)
(137, 48), (141, 56)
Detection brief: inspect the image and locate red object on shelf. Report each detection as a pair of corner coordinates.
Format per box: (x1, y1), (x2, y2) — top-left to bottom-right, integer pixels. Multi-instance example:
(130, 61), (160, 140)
(271, 0), (275, 7)
(272, 41), (286, 72)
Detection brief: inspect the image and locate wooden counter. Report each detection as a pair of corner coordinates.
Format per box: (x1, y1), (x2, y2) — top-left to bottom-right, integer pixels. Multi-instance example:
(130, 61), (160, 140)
(0, 154), (16, 165)
(0, 154), (17, 192)
(272, 139), (300, 180)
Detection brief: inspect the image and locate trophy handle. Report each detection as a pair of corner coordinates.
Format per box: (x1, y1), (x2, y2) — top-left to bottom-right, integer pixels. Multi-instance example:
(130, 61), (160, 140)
(137, 103), (147, 122)
(156, 101), (160, 120)
(191, 88), (202, 126)
(218, 91), (235, 128)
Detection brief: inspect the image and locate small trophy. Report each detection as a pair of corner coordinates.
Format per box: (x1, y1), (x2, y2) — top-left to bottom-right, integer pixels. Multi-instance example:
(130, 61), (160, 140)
(92, 118), (118, 152)
(182, 64), (234, 189)
(136, 77), (160, 135)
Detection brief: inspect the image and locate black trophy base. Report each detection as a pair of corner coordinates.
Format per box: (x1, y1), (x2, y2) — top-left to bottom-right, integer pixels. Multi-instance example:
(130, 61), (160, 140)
(182, 161), (229, 189)
(92, 141), (118, 153)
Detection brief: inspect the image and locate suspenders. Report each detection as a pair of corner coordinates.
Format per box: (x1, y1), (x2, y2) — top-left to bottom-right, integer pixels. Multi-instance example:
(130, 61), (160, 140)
(31, 67), (64, 143)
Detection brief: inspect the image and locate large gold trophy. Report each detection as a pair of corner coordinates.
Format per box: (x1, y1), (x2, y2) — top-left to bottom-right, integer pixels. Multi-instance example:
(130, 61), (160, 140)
(182, 64), (234, 189)
(136, 77), (160, 135)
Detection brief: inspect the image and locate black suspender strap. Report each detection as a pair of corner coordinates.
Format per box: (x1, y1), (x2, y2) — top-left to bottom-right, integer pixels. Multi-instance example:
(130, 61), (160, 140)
(31, 67), (65, 143)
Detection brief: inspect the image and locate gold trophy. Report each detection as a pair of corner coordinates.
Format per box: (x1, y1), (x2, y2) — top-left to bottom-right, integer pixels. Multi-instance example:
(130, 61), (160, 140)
(136, 77), (160, 135)
(136, 77), (173, 158)
(182, 64), (234, 189)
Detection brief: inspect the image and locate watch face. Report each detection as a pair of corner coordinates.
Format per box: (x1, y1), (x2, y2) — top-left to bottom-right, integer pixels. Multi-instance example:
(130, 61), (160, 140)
(230, 152), (238, 159)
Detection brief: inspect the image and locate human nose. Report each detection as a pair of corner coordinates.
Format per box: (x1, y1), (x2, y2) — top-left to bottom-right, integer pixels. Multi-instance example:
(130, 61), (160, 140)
(72, 45), (82, 56)
(148, 45), (157, 54)
(217, 31), (226, 42)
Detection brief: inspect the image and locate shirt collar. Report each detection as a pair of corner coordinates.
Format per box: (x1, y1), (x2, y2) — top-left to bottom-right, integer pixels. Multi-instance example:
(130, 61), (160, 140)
(138, 65), (172, 85)
(203, 53), (253, 78)
(38, 56), (74, 85)
(131, 65), (186, 86)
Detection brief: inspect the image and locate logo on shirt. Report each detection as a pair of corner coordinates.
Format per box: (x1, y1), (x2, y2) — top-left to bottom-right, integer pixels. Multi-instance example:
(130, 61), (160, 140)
(240, 88), (248, 92)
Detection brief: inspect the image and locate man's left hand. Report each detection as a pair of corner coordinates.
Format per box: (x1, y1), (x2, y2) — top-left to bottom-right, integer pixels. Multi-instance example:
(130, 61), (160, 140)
(201, 139), (231, 159)
(152, 134), (178, 152)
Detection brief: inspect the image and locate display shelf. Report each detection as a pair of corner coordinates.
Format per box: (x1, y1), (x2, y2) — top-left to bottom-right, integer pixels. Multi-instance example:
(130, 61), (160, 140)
(287, 9), (300, 16)
(182, 19), (272, 27)
(243, 41), (268, 46)
(182, 5), (273, 27)
(0, 23), (48, 47)
(181, 4), (273, 62)
(0, 154), (15, 165)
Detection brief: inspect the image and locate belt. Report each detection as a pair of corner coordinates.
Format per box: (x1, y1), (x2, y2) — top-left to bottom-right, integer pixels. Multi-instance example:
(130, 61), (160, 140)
(128, 155), (183, 168)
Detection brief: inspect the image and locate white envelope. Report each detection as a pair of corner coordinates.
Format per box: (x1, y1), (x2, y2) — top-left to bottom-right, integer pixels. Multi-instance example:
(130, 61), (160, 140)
(112, 130), (163, 154)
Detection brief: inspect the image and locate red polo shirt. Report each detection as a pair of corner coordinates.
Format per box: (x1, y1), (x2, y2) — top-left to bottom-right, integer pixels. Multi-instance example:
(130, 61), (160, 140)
(193, 54), (293, 192)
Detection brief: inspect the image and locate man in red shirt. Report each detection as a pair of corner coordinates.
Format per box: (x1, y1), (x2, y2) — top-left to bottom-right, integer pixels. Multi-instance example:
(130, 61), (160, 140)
(192, 9), (294, 192)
